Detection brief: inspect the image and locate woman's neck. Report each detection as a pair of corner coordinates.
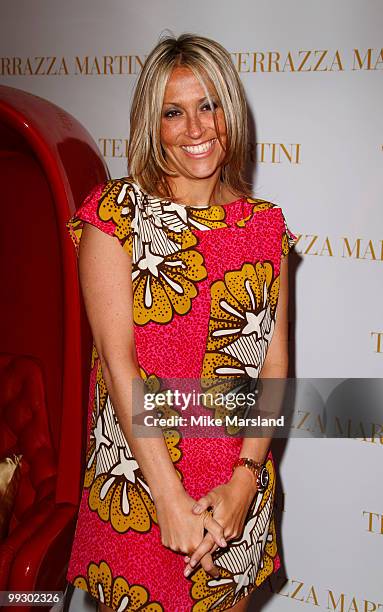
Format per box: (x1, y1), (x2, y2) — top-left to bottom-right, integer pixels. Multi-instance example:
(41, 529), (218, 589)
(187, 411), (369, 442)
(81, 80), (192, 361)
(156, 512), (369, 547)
(166, 173), (233, 207)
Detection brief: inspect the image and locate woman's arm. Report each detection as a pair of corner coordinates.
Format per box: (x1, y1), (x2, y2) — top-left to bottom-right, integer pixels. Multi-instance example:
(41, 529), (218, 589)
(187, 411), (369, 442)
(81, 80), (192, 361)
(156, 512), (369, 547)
(78, 223), (225, 572)
(79, 222), (183, 499)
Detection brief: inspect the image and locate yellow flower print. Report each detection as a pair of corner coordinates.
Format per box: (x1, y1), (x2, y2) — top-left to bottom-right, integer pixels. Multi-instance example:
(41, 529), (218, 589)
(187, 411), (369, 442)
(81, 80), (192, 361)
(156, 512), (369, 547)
(97, 179), (135, 255)
(91, 344), (99, 369)
(190, 565), (238, 611)
(85, 368), (182, 533)
(236, 199), (276, 228)
(182, 204), (228, 231)
(74, 560), (164, 611)
(255, 516), (277, 587)
(282, 226), (297, 256)
(120, 183), (217, 326)
(201, 262), (280, 428)
(132, 247), (207, 325)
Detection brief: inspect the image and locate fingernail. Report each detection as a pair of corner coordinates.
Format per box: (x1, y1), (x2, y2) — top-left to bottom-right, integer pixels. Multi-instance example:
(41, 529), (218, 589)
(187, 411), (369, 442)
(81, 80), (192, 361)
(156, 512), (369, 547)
(190, 559), (196, 567)
(184, 567), (191, 577)
(193, 504), (202, 513)
(220, 538), (227, 547)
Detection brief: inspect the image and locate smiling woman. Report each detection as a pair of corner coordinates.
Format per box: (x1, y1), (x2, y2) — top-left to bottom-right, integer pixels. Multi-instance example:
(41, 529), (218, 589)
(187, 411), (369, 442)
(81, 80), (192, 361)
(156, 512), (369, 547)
(65, 33), (296, 612)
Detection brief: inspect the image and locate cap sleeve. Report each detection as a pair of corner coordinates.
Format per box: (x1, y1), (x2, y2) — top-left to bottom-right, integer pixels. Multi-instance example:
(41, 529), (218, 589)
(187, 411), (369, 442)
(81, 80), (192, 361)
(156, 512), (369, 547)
(66, 178), (134, 257)
(280, 210), (297, 258)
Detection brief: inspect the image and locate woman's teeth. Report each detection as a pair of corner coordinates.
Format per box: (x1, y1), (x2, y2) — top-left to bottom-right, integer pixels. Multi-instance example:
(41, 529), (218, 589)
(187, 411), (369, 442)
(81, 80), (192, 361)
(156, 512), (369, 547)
(182, 139), (216, 154)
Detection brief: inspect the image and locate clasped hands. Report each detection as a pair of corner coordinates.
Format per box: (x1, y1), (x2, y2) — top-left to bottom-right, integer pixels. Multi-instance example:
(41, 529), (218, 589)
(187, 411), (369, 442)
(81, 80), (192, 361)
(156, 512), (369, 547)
(156, 468), (258, 579)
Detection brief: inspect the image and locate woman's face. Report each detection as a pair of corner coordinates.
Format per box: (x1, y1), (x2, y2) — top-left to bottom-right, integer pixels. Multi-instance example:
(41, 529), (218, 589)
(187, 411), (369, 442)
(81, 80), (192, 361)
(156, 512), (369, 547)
(160, 66), (227, 181)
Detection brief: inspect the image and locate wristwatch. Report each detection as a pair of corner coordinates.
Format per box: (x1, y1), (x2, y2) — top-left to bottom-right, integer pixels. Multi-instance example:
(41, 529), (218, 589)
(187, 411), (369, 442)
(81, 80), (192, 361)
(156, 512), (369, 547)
(232, 457), (269, 492)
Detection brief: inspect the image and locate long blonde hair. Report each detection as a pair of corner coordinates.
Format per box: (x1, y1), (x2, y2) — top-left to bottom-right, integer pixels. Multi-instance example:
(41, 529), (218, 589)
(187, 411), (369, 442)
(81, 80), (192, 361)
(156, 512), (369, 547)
(128, 33), (250, 200)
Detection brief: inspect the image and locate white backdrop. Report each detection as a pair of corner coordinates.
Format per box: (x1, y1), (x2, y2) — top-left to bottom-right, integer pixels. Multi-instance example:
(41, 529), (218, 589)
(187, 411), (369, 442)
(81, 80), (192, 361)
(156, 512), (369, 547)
(1, 1), (382, 610)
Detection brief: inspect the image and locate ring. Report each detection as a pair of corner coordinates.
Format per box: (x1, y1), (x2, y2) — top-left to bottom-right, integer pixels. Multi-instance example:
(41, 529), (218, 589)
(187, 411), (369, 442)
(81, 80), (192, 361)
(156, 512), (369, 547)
(201, 508), (213, 523)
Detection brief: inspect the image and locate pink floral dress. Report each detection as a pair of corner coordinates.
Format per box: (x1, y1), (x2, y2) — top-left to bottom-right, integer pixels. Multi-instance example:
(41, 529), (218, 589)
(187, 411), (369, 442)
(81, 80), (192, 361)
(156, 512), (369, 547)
(66, 177), (296, 611)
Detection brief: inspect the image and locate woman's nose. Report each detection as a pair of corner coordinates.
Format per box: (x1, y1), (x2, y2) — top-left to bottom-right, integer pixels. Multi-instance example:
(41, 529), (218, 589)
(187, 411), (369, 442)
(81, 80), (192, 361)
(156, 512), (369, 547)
(186, 113), (203, 139)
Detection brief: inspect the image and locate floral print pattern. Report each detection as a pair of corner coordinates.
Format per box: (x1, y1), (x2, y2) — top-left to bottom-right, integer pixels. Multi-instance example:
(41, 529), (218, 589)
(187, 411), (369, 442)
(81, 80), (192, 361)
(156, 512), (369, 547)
(201, 261), (280, 432)
(74, 560), (164, 611)
(84, 363), (182, 533)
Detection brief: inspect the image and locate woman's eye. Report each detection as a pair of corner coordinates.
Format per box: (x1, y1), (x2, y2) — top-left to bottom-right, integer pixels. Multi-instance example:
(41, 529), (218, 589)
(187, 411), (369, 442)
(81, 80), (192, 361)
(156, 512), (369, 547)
(201, 101), (218, 112)
(163, 109), (181, 118)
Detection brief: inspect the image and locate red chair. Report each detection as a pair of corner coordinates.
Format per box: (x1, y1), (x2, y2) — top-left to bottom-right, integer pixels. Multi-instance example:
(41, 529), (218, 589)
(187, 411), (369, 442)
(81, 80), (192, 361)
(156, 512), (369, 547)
(0, 85), (109, 610)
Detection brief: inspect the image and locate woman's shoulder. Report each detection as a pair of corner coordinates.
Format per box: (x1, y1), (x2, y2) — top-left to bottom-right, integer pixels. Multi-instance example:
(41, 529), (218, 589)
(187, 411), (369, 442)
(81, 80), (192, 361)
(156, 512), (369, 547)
(244, 195), (283, 213)
(243, 195), (297, 256)
(66, 176), (140, 256)
(82, 175), (147, 226)
(90, 175), (142, 207)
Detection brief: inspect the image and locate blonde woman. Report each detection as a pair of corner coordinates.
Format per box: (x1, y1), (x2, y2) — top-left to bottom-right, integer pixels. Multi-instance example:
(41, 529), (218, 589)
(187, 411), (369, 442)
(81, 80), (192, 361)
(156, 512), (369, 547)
(65, 33), (296, 612)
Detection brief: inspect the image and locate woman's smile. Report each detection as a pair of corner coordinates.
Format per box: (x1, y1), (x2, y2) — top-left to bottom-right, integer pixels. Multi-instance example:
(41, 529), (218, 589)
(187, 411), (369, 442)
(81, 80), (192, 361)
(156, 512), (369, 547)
(181, 137), (217, 157)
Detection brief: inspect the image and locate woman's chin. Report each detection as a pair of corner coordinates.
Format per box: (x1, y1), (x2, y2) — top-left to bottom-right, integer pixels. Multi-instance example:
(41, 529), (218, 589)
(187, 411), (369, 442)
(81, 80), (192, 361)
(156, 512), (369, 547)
(179, 162), (223, 181)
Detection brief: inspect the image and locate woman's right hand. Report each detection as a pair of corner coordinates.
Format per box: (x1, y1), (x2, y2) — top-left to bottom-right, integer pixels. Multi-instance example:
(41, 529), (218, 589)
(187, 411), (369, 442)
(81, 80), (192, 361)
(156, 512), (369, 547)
(155, 490), (227, 577)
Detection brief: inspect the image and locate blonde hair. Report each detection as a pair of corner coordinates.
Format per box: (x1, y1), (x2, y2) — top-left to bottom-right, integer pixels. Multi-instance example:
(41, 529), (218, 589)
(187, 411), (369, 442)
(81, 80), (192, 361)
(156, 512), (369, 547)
(128, 33), (251, 200)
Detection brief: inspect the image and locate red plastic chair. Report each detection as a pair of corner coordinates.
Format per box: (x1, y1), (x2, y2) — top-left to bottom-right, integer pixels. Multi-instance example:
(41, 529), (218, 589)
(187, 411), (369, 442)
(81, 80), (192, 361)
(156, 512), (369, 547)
(0, 85), (109, 610)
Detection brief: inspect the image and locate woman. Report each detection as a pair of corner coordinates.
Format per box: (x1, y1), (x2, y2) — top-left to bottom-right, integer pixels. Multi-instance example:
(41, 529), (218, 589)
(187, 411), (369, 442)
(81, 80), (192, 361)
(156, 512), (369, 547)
(66, 33), (296, 612)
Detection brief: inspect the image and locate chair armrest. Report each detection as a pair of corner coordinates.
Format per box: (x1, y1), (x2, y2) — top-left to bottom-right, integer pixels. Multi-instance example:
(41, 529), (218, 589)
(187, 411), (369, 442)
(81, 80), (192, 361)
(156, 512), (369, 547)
(1, 504), (78, 612)
(0, 498), (55, 590)
(8, 503), (77, 588)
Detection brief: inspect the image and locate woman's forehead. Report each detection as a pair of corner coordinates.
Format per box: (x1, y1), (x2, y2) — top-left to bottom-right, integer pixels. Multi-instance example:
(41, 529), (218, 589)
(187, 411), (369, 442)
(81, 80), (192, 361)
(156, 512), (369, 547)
(163, 66), (217, 102)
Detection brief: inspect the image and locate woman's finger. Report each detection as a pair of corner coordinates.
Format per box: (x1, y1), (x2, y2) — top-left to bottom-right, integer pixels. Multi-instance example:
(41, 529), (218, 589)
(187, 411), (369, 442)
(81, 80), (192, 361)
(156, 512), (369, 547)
(201, 551), (220, 578)
(192, 541), (219, 572)
(203, 513), (227, 548)
(192, 493), (214, 513)
(183, 534), (215, 576)
(184, 543), (219, 574)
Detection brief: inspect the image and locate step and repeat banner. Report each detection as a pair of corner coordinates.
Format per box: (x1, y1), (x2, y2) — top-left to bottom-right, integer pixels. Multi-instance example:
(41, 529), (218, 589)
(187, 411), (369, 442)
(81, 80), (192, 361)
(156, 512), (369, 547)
(1, 0), (382, 610)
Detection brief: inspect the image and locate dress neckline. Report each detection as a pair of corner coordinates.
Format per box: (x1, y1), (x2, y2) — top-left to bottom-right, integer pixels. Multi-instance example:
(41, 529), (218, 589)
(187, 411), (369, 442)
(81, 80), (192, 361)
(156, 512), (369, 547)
(128, 178), (247, 210)
(125, 176), (247, 210)
(182, 196), (246, 209)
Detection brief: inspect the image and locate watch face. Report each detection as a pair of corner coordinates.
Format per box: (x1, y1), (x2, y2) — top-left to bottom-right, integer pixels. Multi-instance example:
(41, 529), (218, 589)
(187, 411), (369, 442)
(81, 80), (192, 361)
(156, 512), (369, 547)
(258, 466), (269, 491)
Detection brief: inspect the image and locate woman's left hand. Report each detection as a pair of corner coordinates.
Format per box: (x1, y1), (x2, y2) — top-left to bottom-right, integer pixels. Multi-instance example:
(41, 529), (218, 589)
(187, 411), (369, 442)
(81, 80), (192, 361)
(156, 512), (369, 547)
(183, 467), (258, 576)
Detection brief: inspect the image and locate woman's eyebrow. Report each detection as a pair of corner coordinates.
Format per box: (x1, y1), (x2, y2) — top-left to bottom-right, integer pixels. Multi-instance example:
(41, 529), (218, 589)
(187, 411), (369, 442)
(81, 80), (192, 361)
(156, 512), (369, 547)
(163, 96), (217, 106)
